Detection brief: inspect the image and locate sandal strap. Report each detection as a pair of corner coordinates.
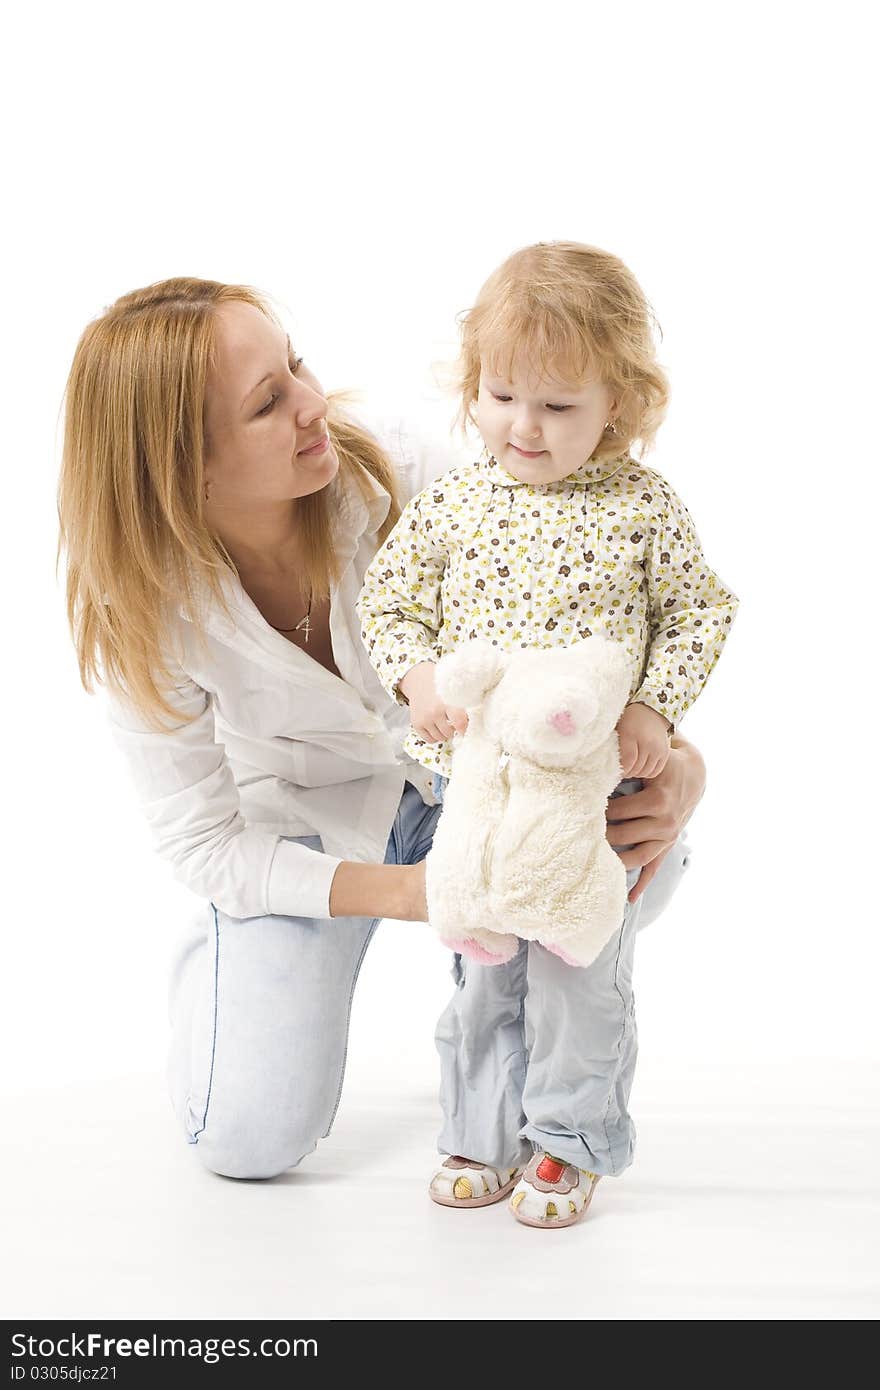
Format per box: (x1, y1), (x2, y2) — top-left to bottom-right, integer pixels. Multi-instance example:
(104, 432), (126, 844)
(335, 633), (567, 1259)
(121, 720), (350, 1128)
(509, 1153), (601, 1224)
(430, 1156), (518, 1201)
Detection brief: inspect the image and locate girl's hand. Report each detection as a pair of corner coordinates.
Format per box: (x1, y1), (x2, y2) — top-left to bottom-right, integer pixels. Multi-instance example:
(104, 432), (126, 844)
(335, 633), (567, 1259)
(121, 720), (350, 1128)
(605, 736), (706, 903)
(397, 661), (469, 744)
(616, 702), (673, 779)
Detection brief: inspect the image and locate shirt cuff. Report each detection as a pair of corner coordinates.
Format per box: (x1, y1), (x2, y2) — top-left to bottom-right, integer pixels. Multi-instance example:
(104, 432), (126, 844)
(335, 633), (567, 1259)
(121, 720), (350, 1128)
(266, 838), (344, 921)
(629, 686), (680, 734)
(381, 652), (439, 706)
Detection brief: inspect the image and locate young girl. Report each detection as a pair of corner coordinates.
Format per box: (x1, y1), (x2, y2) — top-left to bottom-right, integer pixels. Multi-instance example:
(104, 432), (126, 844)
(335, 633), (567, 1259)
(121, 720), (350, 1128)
(356, 241), (738, 1228)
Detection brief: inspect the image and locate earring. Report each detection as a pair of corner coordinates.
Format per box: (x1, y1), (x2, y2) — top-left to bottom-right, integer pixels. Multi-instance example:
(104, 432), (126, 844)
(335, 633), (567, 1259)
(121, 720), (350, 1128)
(604, 420), (617, 433)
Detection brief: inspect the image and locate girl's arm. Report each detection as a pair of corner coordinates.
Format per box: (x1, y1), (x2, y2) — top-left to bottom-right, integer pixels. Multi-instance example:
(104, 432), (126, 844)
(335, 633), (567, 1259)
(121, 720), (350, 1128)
(631, 476), (739, 733)
(355, 490), (447, 708)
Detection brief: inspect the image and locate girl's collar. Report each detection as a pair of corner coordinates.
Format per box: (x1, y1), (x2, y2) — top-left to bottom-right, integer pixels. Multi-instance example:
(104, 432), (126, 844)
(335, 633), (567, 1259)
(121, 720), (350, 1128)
(477, 446), (630, 490)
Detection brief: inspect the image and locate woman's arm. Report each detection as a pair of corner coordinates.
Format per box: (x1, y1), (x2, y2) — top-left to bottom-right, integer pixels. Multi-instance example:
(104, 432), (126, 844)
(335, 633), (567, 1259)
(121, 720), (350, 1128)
(398, 736), (707, 927)
(107, 672), (420, 923)
(605, 734), (706, 903)
(339, 716), (707, 926)
(329, 860), (423, 921)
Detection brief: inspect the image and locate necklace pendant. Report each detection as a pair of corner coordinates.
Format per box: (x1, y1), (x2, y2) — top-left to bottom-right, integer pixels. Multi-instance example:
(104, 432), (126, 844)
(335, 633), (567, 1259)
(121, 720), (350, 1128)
(298, 613), (311, 644)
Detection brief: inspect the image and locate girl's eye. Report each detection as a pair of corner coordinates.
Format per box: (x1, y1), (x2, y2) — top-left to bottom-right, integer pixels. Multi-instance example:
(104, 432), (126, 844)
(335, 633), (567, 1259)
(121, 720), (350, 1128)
(491, 391), (570, 412)
(256, 394), (279, 417)
(289, 354), (304, 374)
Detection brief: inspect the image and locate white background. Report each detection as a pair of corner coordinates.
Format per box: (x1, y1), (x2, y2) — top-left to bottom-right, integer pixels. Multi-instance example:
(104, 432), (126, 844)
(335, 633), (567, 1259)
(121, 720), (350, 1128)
(3, 1), (876, 1106)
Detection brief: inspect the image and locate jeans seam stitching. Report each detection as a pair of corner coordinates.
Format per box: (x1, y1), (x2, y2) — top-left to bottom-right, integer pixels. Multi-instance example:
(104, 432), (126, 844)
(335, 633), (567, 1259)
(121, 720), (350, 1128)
(600, 919), (630, 1176)
(323, 917), (380, 1135)
(191, 904), (221, 1142)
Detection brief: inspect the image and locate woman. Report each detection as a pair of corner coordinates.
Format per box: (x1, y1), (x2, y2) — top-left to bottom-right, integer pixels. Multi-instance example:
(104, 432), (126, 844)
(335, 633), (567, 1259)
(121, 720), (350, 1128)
(58, 278), (705, 1181)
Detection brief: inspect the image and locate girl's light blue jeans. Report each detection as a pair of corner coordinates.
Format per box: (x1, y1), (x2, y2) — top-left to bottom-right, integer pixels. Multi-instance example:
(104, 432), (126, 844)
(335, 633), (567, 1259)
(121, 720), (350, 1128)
(167, 777), (690, 1180)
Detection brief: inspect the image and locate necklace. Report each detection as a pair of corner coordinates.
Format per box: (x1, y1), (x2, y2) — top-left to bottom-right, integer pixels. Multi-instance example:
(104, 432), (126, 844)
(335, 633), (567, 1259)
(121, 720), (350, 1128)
(269, 593), (313, 643)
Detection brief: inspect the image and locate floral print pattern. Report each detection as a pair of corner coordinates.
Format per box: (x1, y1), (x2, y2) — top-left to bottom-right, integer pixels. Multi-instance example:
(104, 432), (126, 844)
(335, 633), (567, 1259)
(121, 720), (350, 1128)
(356, 447), (738, 778)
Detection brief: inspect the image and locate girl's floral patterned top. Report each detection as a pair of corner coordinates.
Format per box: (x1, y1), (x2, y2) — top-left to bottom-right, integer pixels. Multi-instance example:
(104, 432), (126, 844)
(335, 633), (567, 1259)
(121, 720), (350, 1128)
(356, 446), (738, 777)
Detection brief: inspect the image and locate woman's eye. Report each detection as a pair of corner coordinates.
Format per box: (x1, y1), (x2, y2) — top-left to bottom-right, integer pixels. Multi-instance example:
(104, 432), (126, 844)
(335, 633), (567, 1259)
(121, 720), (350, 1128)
(491, 393), (512, 403)
(546, 403), (572, 413)
(255, 355), (302, 416)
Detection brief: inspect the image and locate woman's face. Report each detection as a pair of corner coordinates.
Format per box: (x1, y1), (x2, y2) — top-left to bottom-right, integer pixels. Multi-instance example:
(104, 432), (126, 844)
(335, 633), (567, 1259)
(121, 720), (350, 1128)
(203, 300), (339, 506)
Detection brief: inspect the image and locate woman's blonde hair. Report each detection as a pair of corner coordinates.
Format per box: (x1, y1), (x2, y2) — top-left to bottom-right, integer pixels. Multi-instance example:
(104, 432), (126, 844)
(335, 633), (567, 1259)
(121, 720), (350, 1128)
(456, 241), (670, 463)
(58, 277), (402, 728)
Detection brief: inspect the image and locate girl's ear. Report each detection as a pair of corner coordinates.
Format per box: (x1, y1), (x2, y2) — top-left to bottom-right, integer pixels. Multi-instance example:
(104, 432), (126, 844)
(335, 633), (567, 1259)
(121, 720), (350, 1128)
(435, 639), (509, 709)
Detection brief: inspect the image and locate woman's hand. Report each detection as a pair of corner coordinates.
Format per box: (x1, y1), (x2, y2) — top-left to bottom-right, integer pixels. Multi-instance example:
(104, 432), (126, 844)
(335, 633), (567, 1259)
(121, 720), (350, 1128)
(606, 736), (706, 903)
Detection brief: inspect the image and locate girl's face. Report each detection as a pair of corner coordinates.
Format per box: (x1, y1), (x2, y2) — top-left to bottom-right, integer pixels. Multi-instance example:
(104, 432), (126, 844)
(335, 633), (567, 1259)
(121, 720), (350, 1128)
(476, 356), (616, 485)
(203, 300), (339, 507)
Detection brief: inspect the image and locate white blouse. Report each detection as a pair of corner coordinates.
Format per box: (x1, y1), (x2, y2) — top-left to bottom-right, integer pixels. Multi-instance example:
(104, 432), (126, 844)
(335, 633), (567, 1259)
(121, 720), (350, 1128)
(106, 417), (463, 922)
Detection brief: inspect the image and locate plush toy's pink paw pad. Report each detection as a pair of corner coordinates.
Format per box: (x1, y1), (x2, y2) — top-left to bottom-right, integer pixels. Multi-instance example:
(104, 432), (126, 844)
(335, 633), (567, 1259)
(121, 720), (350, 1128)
(446, 938), (509, 966)
(548, 709), (576, 735)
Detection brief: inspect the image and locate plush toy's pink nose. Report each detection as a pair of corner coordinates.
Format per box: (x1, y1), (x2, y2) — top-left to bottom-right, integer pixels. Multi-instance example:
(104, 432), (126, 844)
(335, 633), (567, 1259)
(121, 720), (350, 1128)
(548, 709), (576, 735)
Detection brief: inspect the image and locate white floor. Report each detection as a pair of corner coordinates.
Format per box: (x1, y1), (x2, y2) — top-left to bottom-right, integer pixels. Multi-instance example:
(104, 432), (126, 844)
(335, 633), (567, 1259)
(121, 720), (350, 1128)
(3, 1056), (878, 1321)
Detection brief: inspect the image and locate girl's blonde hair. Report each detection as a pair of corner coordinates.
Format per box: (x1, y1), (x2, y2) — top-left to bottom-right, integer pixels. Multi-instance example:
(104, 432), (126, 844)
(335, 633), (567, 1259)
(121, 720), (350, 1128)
(457, 241), (670, 463)
(58, 277), (402, 728)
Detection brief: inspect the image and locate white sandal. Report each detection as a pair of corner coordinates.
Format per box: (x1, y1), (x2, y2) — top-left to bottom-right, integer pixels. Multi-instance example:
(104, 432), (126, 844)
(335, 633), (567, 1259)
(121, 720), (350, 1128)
(508, 1152), (602, 1228)
(429, 1155), (523, 1208)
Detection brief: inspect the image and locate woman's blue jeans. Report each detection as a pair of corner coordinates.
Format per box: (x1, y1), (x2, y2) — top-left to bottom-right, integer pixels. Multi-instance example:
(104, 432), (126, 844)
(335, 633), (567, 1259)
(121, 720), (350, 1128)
(167, 779), (689, 1179)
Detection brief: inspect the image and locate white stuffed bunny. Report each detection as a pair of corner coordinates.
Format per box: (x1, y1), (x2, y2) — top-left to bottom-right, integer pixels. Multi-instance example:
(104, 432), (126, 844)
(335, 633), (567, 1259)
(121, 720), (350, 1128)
(424, 636), (634, 968)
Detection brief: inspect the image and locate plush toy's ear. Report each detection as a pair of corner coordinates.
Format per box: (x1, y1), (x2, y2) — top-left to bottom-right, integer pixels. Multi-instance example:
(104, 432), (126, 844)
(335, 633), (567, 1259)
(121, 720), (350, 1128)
(435, 639), (509, 709)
